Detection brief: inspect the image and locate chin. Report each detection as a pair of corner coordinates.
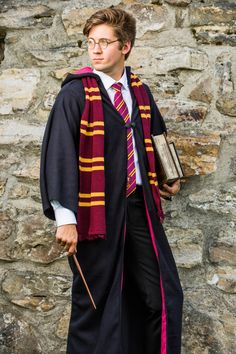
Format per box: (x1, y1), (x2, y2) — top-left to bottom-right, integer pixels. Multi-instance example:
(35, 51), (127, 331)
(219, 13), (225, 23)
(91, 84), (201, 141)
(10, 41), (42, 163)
(93, 62), (105, 69)
(94, 65), (110, 73)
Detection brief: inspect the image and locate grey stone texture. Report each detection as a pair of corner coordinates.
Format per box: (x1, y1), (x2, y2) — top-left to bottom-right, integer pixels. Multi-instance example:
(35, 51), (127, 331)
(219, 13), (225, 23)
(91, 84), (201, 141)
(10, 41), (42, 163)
(0, 0), (235, 353)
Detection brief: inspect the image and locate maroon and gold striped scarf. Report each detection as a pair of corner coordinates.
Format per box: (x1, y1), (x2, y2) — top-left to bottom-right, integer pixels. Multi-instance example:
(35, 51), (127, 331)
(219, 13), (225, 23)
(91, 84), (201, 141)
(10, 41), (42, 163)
(75, 67), (164, 241)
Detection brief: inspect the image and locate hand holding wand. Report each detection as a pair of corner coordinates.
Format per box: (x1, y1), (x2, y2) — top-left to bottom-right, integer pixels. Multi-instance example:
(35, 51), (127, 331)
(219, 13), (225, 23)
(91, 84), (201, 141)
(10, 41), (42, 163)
(55, 224), (96, 310)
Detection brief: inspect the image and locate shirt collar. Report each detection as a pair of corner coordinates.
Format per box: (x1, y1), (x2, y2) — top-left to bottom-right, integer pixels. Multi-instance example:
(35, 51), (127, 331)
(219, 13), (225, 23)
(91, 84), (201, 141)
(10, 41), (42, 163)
(93, 68), (129, 91)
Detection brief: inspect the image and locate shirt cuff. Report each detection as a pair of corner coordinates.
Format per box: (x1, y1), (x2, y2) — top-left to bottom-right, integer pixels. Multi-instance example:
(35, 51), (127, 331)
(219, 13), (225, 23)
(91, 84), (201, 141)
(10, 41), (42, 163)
(50, 200), (77, 227)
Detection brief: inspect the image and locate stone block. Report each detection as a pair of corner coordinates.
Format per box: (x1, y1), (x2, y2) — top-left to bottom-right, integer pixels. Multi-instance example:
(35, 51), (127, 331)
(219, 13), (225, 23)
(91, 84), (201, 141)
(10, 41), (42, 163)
(189, 77), (213, 104)
(0, 309), (42, 354)
(165, 0), (191, 6)
(126, 4), (168, 38)
(8, 183), (30, 199)
(209, 227), (236, 266)
(129, 47), (208, 76)
(13, 159), (40, 181)
(214, 51), (236, 117)
(0, 212), (14, 241)
(25, 46), (82, 68)
(167, 130), (221, 176)
(0, 69), (40, 115)
(159, 99), (208, 123)
(0, 151), (21, 173)
(190, 2), (236, 46)
(3, 12), (81, 68)
(135, 0), (163, 3)
(215, 52), (233, 95)
(183, 289), (235, 353)
(127, 47), (157, 76)
(175, 7), (189, 28)
(43, 91), (57, 110)
(56, 305), (71, 339)
(0, 121), (44, 145)
(192, 25), (236, 46)
(0, 243), (14, 262)
(207, 267), (236, 294)
(148, 75), (183, 98)
(61, 2), (120, 39)
(14, 215), (63, 264)
(166, 228), (203, 268)
(62, 3), (167, 40)
(154, 47), (208, 74)
(2, 270), (71, 311)
(189, 185), (236, 217)
(216, 93), (236, 117)
(51, 67), (74, 80)
(0, 178), (7, 197)
(0, 239), (62, 264)
(190, 2), (236, 26)
(136, 28), (196, 47)
(0, 211), (64, 264)
(0, 5), (55, 29)
(230, 155), (236, 177)
(62, 7), (95, 38)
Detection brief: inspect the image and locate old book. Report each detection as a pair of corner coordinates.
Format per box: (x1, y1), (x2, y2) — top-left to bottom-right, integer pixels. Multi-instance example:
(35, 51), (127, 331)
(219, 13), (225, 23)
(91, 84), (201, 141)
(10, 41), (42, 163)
(151, 133), (184, 185)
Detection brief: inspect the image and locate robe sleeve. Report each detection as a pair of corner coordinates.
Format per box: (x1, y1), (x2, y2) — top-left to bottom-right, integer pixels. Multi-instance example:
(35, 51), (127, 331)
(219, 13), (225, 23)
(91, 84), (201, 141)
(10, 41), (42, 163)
(40, 84), (83, 220)
(144, 84), (167, 135)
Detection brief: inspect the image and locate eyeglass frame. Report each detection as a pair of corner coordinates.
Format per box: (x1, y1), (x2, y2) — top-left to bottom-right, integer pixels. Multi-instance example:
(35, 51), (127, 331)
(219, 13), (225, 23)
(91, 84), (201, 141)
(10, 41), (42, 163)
(85, 37), (121, 50)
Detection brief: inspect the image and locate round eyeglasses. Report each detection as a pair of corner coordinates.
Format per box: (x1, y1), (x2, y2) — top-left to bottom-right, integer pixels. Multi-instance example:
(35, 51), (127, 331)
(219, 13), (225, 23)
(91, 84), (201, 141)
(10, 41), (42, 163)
(86, 38), (120, 50)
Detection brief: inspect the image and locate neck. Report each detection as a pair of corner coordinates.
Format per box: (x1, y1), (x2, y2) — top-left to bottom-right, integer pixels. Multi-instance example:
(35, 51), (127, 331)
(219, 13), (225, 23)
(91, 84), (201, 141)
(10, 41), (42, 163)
(97, 63), (125, 81)
(108, 67), (124, 81)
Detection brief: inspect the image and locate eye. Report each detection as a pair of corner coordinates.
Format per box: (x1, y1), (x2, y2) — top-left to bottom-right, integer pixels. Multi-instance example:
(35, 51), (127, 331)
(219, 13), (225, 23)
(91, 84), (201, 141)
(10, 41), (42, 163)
(87, 38), (95, 47)
(99, 39), (108, 47)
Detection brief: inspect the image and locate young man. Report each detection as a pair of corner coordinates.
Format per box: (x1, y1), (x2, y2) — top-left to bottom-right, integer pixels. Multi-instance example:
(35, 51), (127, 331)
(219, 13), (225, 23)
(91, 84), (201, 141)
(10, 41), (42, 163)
(40, 7), (183, 354)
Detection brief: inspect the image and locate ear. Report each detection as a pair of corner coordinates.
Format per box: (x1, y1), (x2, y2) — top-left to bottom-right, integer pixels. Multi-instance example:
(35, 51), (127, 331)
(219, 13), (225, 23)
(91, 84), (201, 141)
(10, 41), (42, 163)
(121, 41), (132, 56)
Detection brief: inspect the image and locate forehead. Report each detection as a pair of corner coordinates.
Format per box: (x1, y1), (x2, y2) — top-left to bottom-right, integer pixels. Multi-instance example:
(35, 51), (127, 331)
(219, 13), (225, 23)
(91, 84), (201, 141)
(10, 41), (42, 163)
(88, 24), (116, 39)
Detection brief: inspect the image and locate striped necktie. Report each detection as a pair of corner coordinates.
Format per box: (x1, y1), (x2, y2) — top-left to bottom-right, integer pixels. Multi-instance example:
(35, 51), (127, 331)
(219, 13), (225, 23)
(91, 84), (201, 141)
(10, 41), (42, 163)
(112, 82), (136, 196)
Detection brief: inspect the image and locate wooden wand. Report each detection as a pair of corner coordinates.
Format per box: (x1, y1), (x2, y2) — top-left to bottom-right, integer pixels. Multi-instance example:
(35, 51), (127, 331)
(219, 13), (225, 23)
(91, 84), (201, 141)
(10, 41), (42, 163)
(72, 254), (97, 310)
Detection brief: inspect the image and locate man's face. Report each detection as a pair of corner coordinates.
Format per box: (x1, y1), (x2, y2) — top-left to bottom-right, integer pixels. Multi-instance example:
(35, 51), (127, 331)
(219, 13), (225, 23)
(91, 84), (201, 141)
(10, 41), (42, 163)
(87, 23), (131, 75)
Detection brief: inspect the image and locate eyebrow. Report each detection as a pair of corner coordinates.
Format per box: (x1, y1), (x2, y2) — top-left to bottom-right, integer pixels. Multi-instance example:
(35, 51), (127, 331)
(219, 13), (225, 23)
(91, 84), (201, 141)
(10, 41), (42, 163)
(88, 37), (116, 41)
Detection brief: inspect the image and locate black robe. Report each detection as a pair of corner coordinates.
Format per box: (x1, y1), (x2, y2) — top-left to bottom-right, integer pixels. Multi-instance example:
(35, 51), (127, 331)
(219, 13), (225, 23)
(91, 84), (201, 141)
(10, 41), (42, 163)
(40, 67), (183, 354)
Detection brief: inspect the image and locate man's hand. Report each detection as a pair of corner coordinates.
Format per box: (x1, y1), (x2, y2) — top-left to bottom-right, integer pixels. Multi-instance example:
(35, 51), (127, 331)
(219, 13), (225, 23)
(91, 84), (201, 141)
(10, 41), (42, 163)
(159, 179), (181, 200)
(56, 224), (78, 256)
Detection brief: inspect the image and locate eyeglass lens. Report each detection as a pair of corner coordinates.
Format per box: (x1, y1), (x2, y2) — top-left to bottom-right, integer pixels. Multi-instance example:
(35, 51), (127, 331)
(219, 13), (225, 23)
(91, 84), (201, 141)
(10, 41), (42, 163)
(87, 39), (109, 49)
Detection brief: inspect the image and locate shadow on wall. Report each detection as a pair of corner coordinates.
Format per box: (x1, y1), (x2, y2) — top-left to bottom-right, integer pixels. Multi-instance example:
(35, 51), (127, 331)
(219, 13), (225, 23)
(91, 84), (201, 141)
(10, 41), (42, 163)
(0, 30), (6, 64)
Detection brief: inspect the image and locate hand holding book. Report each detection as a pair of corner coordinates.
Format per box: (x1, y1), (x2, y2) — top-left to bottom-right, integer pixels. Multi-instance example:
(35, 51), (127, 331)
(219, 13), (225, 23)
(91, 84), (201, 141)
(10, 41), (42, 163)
(151, 133), (185, 201)
(159, 179), (181, 201)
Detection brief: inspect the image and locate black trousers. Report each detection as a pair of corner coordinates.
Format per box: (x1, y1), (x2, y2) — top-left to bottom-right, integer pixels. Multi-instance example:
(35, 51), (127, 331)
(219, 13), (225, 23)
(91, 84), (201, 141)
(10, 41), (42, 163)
(124, 185), (162, 354)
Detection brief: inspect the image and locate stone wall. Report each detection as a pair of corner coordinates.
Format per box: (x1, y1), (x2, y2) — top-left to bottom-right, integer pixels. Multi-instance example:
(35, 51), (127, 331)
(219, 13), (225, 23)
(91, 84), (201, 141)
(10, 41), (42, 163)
(0, 0), (235, 353)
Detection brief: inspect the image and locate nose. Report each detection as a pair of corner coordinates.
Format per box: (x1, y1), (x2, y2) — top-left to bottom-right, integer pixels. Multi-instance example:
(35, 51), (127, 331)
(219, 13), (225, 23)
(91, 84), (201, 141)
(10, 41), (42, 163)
(93, 42), (102, 53)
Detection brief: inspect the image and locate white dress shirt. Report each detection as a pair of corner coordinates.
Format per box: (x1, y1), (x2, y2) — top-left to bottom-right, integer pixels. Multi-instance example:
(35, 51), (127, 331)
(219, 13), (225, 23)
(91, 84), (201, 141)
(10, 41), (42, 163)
(51, 67), (142, 226)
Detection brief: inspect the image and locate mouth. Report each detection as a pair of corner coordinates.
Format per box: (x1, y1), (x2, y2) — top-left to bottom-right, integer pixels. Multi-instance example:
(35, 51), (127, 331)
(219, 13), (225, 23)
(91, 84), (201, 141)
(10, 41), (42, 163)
(92, 58), (103, 61)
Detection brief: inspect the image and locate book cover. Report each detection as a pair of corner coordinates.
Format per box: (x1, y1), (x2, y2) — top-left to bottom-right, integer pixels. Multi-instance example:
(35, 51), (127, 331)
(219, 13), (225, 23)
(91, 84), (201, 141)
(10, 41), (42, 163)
(151, 134), (184, 185)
